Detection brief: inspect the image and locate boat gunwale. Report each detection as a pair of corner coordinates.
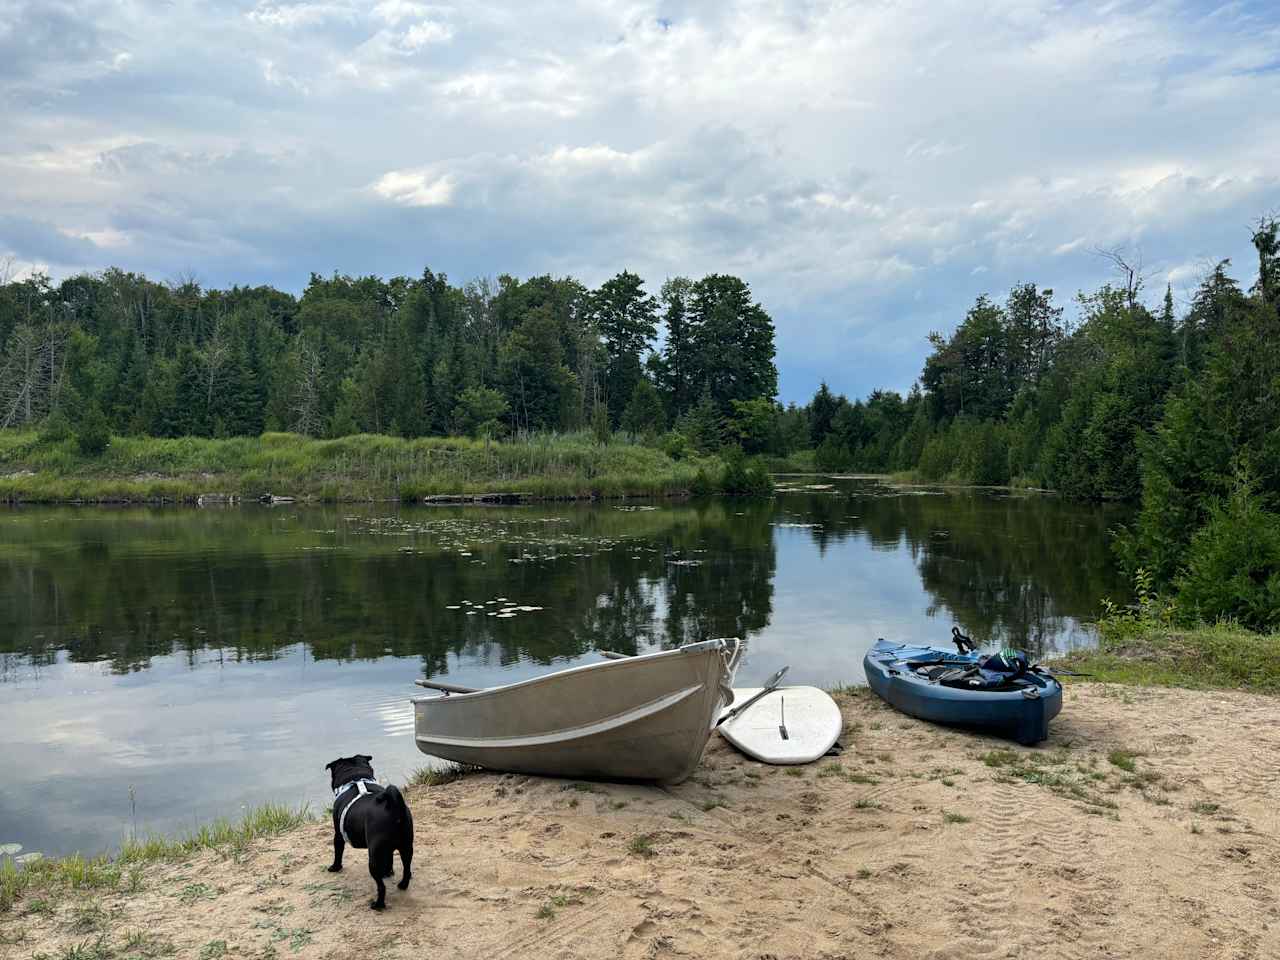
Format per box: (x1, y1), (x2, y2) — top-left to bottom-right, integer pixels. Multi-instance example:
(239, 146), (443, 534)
(414, 683), (705, 750)
(409, 639), (729, 707)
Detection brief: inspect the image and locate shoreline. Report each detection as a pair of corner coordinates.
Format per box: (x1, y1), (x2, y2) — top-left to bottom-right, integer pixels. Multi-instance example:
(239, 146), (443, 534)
(5, 683), (1277, 959)
(0, 430), (727, 505)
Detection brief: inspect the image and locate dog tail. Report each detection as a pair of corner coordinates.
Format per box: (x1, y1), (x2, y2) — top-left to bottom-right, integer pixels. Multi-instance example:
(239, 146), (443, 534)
(375, 783), (409, 824)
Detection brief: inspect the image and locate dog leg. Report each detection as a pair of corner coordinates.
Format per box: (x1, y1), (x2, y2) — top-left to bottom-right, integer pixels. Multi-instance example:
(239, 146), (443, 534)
(397, 834), (412, 891)
(369, 846), (390, 910)
(328, 830), (344, 872)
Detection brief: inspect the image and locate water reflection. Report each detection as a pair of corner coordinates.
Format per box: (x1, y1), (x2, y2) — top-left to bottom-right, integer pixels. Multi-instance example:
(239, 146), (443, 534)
(0, 481), (1128, 857)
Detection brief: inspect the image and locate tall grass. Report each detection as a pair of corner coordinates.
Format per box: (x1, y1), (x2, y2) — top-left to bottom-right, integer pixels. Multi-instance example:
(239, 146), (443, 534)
(1052, 616), (1280, 693)
(0, 430), (724, 503)
(0, 803), (312, 914)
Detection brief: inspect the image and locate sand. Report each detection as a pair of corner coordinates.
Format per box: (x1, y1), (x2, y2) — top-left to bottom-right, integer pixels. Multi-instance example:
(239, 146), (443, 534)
(8, 684), (1278, 960)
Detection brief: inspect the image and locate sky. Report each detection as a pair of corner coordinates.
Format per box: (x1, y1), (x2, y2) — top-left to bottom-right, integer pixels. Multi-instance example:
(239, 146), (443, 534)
(2, 1), (1278, 403)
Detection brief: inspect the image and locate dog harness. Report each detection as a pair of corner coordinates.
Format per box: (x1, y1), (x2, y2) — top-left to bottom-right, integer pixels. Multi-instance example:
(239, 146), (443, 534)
(334, 778), (380, 845)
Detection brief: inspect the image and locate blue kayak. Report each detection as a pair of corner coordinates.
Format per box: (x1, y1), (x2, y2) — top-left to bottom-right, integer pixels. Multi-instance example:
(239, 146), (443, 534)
(863, 639), (1062, 745)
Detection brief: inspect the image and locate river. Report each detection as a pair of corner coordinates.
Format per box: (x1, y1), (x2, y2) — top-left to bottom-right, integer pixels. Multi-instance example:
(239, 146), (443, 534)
(0, 478), (1127, 859)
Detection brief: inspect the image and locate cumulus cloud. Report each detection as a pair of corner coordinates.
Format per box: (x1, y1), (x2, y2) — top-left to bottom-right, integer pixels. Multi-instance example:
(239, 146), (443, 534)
(1, 0), (1278, 399)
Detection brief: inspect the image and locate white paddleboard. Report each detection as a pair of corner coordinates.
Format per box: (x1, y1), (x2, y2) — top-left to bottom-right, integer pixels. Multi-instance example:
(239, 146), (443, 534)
(717, 686), (843, 764)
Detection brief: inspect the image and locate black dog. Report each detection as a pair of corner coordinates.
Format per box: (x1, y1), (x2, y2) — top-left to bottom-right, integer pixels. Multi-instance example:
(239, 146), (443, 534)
(324, 755), (413, 910)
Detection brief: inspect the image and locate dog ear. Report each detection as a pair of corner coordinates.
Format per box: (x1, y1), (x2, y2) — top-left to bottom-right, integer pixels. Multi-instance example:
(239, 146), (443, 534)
(324, 761), (335, 771)
(359, 755), (373, 763)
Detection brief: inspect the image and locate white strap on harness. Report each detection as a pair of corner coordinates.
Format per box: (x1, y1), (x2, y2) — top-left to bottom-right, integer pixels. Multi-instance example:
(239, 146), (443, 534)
(335, 779), (379, 844)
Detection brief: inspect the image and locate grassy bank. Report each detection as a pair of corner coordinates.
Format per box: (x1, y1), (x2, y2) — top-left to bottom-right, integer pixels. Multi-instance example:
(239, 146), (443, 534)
(1052, 617), (1280, 693)
(0, 430), (726, 503)
(0, 803), (313, 916)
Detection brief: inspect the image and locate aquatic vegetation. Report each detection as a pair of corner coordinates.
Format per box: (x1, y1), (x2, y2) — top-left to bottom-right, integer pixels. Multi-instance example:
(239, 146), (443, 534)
(0, 430), (732, 503)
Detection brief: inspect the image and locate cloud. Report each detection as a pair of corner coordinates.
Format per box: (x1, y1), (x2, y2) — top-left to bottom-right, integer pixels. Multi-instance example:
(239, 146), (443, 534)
(371, 169), (455, 207)
(2, 0), (1279, 401)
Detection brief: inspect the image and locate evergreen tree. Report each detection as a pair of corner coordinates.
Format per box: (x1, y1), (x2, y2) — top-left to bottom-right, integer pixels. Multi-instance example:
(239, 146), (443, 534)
(619, 377), (665, 438)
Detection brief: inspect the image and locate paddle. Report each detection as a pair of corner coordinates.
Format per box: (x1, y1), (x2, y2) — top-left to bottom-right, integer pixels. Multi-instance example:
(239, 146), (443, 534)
(715, 666), (789, 727)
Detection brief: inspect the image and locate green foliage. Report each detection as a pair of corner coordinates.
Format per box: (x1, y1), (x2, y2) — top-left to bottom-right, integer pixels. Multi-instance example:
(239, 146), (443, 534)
(0, 429), (722, 501)
(1172, 477), (1280, 629)
(75, 403), (111, 457)
(452, 386), (509, 441)
(588, 399), (610, 446)
(1055, 611), (1280, 693)
(718, 447), (773, 497)
(725, 397), (778, 454)
(0, 267), (777, 453)
(660, 430), (690, 460)
(677, 390), (723, 455)
(619, 377), (665, 439)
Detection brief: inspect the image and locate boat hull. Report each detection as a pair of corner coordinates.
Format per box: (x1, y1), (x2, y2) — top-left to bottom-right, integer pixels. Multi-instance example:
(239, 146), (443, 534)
(412, 640), (735, 784)
(863, 640), (1062, 745)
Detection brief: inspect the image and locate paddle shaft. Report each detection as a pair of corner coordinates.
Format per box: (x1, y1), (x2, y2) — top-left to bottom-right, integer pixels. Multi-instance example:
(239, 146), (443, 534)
(715, 666), (790, 727)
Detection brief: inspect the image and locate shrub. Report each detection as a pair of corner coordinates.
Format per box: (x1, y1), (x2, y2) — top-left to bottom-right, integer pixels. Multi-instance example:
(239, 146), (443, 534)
(719, 447), (773, 497)
(661, 431), (691, 460)
(1173, 477), (1280, 629)
(75, 405), (112, 457)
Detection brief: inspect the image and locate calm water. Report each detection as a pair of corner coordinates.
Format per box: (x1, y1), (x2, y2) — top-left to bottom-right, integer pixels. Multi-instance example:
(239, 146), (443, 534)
(0, 479), (1127, 858)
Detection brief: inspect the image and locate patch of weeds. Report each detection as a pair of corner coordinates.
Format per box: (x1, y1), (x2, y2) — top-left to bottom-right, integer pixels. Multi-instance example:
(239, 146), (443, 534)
(1190, 822), (1203, 834)
(565, 782), (601, 794)
(25, 897), (54, 916)
(1107, 749), (1141, 772)
(668, 811), (686, 822)
(69, 901), (108, 934)
(567, 798), (579, 809)
(869, 722), (883, 731)
(854, 799), (880, 810)
(700, 798), (726, 812)
(610, 800), (628, 810)
(943, 812), (971, 824)
(980, 749), (1022, 768)
(855, 867), (872, 880)
(198, 941), (227, 960)
(177, 882), (217, 904)
(302, 881), (352, 904)
(407, 763), (473, 788)
(535, 903), (556, 920)
(842, 771), (879, 785)
(817, 763), (843, 778)
(627, 834), (657, 858)
(743, 770), (762, 780)
(122, 931), (176, 958)
(1190, 801), (1220, 815)
(287, 928), (313, 952)
(119, 803), (312, 865)
(59, 935), (115, 960)
(785, 768), (805, 778)
(941, 779), (955, 787)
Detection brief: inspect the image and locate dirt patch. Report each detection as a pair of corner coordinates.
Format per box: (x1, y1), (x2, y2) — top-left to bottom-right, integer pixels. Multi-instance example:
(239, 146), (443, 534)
(7, 684), (1278, 959)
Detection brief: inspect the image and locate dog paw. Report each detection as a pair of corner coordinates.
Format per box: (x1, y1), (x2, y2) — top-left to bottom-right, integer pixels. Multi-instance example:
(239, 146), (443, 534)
(397, 879), (410, 891)
(327, 864), (342, 873)
(370, 900), (386, 911)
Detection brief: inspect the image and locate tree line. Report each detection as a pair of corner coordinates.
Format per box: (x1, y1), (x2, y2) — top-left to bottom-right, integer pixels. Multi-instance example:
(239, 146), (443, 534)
(3, 216), (1277, 625)
(0, 267), (777, 453)
(795, 216), (1280, 628)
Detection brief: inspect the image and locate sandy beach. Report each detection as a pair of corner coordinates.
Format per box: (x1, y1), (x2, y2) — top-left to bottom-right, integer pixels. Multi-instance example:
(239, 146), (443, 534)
(8, 684), (1278, 960)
